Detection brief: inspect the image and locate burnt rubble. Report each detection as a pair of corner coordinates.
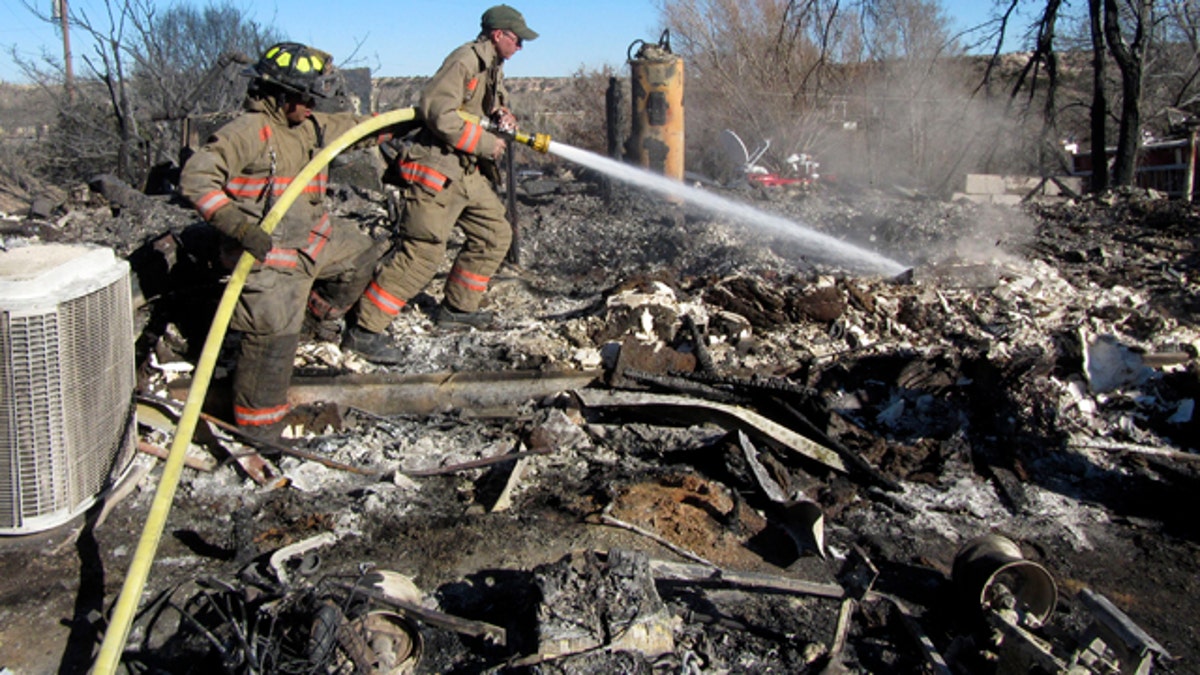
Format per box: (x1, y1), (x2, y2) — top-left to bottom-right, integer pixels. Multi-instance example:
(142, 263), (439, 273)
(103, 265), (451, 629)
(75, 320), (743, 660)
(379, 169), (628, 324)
(1, 171), (1198, 674)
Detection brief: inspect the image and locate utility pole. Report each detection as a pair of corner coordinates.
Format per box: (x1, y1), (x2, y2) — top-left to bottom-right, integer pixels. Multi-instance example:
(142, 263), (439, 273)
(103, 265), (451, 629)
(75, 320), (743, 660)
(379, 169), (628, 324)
(54, 0), (74, 101)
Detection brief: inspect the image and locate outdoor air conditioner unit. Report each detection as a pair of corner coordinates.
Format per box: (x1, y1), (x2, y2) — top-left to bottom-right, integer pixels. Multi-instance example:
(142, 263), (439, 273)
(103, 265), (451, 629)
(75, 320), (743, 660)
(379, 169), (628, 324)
(0, 243), (136, 534)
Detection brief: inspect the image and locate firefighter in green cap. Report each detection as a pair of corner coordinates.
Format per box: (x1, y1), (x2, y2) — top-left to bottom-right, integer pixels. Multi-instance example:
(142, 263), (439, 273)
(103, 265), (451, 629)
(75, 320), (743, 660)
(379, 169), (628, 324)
(342, 4), (539, 364)
(180, 42), (388, 438)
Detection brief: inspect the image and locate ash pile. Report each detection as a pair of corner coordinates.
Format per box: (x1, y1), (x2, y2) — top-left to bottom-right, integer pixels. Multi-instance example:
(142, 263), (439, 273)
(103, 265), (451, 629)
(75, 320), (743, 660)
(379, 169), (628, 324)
(4, 169), (1198, 674)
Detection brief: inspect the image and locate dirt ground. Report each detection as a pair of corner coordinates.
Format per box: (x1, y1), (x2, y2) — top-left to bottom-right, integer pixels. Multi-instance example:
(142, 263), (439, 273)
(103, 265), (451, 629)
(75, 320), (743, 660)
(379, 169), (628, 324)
(1, 167), (1198, 674)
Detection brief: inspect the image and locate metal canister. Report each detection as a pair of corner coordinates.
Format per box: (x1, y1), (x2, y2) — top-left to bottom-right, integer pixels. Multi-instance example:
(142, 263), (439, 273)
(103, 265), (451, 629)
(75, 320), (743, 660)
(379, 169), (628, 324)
(952, 533), (1058, 626)
(627, 31), (684, 181)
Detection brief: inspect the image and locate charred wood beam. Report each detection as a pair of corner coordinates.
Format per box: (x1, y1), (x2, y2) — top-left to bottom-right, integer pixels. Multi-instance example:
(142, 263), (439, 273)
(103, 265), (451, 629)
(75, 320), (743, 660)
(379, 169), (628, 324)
(169, 369), (601, 417)
(621, 369), (747, 405)
(684, 371), (821, 402)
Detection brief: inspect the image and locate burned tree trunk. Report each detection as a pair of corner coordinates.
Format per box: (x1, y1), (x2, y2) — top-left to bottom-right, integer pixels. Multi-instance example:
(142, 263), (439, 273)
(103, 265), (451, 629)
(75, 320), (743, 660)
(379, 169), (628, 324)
(1009, 0), (1064, 175)
(1088, 0), (1110, 193)
(1103, 0), (1152, 188)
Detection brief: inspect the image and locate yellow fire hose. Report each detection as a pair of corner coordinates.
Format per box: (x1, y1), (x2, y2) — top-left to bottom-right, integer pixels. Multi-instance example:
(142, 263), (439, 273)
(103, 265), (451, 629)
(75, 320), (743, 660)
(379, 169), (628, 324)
(91, 106), (419, 675)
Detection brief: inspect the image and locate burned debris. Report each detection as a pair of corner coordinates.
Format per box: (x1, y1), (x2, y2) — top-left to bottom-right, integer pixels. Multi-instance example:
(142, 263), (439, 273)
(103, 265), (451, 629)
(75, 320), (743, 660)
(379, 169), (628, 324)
(2, 160), (1198, 674)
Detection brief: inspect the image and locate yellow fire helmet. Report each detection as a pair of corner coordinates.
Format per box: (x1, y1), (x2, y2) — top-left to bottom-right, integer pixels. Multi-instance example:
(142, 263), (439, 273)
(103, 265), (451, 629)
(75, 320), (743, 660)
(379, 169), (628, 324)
(247, 42), (334, 99)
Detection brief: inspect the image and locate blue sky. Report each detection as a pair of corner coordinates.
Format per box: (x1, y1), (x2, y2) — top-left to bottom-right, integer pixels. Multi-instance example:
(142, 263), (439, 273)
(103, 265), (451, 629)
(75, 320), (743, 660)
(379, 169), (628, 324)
(1, 0), (1012, 84)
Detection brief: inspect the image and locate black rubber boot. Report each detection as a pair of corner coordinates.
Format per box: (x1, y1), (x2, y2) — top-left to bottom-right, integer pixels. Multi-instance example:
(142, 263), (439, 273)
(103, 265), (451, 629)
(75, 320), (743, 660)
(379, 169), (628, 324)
(341, 325), (405, 365)
(434, 303), (494, 329)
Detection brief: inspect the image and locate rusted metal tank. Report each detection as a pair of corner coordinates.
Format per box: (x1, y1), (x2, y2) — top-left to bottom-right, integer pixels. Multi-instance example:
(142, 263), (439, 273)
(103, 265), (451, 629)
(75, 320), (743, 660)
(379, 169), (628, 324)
(626, 31), (684, 181)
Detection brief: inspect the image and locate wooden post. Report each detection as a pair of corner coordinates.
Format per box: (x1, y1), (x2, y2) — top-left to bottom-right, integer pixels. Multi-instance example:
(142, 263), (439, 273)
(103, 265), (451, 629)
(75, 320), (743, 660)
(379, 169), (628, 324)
(606, 76), (622, 160)
(1185, 123), (1198, 203)
(57, 0), (74, 102)
(603, 76), (622, 202)
(504, 142), (520, 265)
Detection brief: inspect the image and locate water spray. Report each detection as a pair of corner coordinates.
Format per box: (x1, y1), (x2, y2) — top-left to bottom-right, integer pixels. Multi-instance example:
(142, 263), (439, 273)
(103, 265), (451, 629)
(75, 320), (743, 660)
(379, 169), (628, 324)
(459, 111), (905, 275)
(547, 142), (909, 276)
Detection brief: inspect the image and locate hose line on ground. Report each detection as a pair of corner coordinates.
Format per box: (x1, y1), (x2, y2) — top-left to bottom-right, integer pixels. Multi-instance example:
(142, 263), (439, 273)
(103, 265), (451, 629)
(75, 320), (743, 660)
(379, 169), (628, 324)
(92, 106), (419, 675)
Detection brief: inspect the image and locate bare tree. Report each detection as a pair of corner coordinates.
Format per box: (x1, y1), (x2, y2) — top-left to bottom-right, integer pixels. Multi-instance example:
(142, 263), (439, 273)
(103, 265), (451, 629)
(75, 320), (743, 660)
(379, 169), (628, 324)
(661, 0), (852, 179)
(659, 0), (980, 189)
(1012, 0), (1065, 172)
(1142, 0), (1200, 135)
(1104, 0), (1154, 186)
(15, 0), (279, 188)
(856, 0), (973, 187)
(1087, 0), (1110, 192)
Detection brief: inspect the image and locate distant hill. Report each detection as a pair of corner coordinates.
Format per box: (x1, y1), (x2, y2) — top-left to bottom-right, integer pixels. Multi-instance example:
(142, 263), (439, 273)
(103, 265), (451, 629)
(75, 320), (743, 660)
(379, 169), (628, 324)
(0, 83), (56, 141)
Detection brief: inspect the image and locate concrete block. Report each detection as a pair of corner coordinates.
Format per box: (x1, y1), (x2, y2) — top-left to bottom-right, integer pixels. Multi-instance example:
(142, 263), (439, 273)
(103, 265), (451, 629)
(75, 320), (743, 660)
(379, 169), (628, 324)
(953, 193), (990, 205)
(1005, 175), (1043, 192)
(965, 174), (1006, 195)
(1047, 176), (1083, 196)
(990, 194), (1024, 206)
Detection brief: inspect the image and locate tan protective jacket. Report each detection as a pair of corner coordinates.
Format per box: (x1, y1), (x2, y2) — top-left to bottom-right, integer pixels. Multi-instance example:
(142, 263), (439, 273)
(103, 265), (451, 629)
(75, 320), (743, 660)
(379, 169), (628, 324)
(397, 37), (508, 193)
(180, 95), (365, 255)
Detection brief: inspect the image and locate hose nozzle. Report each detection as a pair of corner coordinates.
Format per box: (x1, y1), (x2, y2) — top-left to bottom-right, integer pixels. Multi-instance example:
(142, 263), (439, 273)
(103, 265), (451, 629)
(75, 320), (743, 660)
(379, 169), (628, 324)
(463, 111), (551, 154)
(512, 129), (551, 154)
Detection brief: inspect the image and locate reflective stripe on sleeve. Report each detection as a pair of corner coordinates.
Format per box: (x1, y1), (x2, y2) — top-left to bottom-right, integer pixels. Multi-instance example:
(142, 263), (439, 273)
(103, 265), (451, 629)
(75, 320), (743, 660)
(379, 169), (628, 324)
(455, 121), (482, 154)
(196, 190), (232, 219)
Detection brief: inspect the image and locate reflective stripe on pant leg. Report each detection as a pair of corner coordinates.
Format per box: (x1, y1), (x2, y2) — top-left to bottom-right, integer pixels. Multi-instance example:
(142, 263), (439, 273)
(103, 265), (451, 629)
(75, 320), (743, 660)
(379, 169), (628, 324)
(230, 252), (313, 427)
(443, 172), (512, 313)
(233, 333), (301, 428)
(356, 183), (467, 333)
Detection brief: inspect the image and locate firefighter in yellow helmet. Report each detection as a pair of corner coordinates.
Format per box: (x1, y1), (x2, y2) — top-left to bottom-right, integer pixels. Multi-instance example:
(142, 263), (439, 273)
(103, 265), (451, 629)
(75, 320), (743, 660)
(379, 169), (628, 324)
(179, 42), (388, 438)
(341, 5), (539, 363)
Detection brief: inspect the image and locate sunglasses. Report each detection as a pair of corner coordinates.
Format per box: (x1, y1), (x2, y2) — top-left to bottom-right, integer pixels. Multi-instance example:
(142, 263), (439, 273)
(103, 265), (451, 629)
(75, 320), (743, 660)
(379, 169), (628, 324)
(285, 92), (317, 107)
(504, 30), (523, 48)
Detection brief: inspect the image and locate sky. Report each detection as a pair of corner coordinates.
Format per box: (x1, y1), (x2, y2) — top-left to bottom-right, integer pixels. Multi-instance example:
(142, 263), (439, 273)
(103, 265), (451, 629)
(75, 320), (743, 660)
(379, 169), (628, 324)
(0, 0), (1009, 84)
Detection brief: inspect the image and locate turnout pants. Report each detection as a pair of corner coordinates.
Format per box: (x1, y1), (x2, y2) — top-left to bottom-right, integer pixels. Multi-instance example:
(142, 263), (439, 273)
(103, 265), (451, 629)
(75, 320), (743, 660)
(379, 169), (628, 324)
(231, 217), (381, 430)
(357, 170), (511, 333)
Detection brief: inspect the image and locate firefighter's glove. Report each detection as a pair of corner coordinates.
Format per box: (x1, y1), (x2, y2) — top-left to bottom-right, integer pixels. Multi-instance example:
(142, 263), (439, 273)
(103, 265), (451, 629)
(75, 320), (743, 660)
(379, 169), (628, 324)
(237, 224), (273, 262)
(208, 206), (272, 262)
(491, 138), (508, 162)
(491, 107), (517, 134)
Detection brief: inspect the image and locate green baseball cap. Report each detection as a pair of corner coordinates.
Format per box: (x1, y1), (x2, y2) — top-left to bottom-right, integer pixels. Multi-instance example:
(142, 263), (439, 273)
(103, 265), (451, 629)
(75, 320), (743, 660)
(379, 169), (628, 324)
(481, 5), (539, 41)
